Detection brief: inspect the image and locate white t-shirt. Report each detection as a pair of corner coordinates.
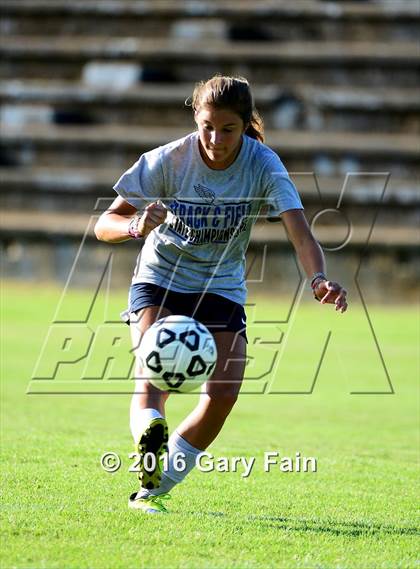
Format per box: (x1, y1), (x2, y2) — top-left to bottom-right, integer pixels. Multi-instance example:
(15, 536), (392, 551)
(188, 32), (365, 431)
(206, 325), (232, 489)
(113, 131), (303, 305)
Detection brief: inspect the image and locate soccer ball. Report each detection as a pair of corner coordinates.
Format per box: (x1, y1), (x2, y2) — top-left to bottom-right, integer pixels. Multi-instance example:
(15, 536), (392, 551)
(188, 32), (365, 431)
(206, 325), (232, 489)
(138, 315), (217, 393)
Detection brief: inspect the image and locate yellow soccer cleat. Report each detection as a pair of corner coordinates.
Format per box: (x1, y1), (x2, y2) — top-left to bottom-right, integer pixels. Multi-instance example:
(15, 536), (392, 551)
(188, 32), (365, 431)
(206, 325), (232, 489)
(136, 417), (169, 490)
(128, 491), (171, 514)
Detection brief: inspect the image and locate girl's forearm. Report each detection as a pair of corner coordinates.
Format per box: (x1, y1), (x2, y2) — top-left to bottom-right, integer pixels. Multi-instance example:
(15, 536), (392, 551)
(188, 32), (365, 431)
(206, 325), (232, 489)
(94, 213), (132, 243)
(295, 234), (326, 279)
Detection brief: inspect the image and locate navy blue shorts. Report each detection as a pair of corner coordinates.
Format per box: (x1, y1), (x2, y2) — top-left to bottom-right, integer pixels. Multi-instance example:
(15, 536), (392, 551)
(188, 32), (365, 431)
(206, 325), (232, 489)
(121, 282), (247, 342)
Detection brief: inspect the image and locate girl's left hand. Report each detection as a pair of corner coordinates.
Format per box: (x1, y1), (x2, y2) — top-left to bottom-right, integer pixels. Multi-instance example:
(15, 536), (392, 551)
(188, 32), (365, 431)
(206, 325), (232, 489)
(314, 280), (348, 313)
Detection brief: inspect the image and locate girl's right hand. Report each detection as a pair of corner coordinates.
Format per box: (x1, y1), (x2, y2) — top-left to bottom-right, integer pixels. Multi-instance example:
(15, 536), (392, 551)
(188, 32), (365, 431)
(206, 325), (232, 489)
(137, 202), (168, 237)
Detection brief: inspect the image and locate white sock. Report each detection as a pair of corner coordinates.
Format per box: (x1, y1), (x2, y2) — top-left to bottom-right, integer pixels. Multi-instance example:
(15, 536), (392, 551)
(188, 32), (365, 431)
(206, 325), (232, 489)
(130, 403), (163, 444)
(149, 431), (201, 496)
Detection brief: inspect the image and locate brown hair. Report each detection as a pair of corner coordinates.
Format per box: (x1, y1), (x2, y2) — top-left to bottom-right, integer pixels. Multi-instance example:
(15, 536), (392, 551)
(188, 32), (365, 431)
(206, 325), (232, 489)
(190, 75), (264, 143)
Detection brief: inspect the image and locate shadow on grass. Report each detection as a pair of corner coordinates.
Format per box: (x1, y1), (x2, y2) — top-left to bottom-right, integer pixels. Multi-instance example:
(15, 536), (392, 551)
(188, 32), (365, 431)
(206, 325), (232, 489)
(247, 515), (420, 538)
(180, 511), (419, 538)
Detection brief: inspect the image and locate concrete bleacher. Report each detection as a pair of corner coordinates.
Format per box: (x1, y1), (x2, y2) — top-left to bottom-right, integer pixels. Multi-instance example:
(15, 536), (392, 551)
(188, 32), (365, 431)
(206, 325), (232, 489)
(1, 124), (418, 179)
(1, 36), (419, 87)
(0, 0), (419, 291)
(2, 0), (418, 42)
(1, 80), (419, 133)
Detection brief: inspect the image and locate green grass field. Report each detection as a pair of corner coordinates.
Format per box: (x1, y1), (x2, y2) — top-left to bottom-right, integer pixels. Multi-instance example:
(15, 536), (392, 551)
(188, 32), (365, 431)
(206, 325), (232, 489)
(1, 281), (419, 569)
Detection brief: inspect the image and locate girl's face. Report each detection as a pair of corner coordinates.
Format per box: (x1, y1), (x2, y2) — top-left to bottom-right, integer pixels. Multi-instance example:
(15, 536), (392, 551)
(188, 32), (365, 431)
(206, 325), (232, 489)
(195, 106), (246, 170)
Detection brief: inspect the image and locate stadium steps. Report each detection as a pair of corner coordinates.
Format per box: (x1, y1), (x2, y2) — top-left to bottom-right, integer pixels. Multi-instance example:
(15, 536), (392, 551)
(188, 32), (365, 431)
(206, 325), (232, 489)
(1, 167), (418, 233)
(1, 124), (418, 174)
(0, 166), (417, 207)
(1, 36), (418, 86)
(1, 0), (418, 41)
(1, 208), (418, 250)
(1, 80), (419, 133)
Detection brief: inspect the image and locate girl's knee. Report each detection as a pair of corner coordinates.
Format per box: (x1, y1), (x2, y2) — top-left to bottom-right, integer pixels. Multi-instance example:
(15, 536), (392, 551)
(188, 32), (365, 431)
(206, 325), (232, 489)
(132, 379), (170, 402)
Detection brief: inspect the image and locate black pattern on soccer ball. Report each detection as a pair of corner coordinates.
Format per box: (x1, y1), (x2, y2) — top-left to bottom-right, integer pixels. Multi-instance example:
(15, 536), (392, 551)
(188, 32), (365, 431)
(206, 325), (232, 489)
(206, 361), (216, 377)
(195, 321), (208, 335)
(157, 327), (176, 348)
(162, 372), (185, 389)
(145, 351), (163, 373)
(179, 330), (200, 351)
(187, 354), (207, 377)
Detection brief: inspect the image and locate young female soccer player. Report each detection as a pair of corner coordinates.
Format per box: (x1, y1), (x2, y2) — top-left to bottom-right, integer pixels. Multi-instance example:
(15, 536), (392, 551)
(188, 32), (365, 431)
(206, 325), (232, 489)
(94, 75), (348, 513)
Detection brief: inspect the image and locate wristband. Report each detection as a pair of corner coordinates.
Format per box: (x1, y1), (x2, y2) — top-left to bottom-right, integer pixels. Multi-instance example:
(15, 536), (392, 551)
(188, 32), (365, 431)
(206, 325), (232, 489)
(310, 272), (327, 290)
(127, 214), (142, 240)
(311, 272), (327, 302)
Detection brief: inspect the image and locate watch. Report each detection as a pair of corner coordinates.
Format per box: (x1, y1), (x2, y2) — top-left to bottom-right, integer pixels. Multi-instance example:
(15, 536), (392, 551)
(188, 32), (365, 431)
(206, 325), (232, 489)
(127, 214), (142, 240)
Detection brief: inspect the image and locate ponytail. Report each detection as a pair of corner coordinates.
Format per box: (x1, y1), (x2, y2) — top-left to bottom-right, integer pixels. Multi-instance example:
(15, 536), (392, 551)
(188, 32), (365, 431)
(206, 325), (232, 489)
(245, 110), (264, 143)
